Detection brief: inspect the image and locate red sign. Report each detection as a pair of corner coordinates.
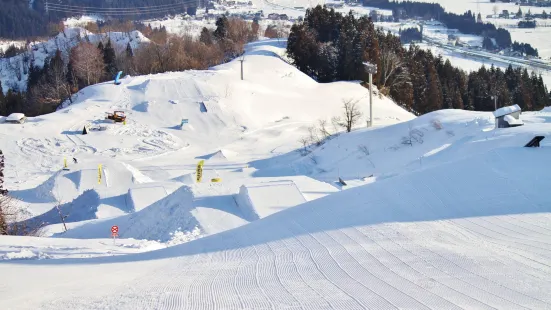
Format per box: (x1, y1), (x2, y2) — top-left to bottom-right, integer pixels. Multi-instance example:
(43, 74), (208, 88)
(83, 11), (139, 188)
(111, 226), (119, 234)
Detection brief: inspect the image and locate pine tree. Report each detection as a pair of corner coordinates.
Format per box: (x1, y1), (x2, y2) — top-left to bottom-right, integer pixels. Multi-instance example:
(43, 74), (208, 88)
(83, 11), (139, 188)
(516, 7), (523, 18)
(214, 16), (229, 40)
(520, 68), (533, 110)
(317, 43), (338, 82)
(425, 63), (443, 113)
(125, 42), (133, 58)
(200, 27), (213, 45)
(66, 58), (77, 91)
(103, 39), (118, 79)
(4, 90), (24, 116)
(26, 63), (44, 91)
(97, 41), (104, 53)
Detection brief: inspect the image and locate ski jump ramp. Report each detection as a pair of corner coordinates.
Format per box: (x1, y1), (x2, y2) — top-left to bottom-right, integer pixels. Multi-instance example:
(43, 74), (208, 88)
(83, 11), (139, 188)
(235, 180), (307, 221)
(127, 186), (168, 212)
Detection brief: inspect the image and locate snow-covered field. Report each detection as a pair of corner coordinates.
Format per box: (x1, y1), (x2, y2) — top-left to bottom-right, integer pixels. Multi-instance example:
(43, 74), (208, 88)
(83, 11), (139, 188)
(0, 38), (551, 309)
(378, 21), (551, 88)
(488, 18), (551, 60)
(410, 0), (550, 15)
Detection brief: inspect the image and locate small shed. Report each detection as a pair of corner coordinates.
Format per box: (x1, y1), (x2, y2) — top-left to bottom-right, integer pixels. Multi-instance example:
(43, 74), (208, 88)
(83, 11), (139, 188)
(5, 113), (27, 124)
(493, 104), (523, 128)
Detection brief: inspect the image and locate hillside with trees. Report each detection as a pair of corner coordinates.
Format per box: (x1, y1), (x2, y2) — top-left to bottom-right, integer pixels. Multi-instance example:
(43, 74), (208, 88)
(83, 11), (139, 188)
(287, 6), (551, 115)
(0, 16), (259, 117)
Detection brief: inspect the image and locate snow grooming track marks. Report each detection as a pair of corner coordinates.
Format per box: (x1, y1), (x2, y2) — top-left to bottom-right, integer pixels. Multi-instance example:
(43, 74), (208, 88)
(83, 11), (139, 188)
(396, 173), (550, 307)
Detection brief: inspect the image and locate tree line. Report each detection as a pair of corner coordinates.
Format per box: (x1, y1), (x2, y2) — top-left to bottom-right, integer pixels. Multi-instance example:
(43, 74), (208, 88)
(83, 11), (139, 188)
(0, 16), (259, 116)
(287, 6), (551, 116)
(399, 28), (422, 44)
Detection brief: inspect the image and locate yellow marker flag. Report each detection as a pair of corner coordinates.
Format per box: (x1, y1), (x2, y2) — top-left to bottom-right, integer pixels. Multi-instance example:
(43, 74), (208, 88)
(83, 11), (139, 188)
(98, 164), (102, 184)
(196, 160), (204, 183)
(64, 158), (67, 169)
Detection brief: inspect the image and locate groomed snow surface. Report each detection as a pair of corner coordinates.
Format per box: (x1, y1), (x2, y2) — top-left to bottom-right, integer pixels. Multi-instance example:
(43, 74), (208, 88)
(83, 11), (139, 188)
(1, 39), (551, 309)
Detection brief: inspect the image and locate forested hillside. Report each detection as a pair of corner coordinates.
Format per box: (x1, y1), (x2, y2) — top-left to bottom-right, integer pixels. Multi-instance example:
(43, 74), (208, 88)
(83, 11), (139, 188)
(287, 6), (551, 115)
(0, 0), (195, 39)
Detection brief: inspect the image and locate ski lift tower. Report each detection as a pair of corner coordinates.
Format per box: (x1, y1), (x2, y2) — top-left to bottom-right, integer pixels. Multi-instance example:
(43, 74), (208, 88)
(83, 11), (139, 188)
(363, 61), (377, 127)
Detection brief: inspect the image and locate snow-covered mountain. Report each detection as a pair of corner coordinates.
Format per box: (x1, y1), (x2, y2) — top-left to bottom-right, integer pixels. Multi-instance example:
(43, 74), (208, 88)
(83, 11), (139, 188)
(1, 39), (551, 309)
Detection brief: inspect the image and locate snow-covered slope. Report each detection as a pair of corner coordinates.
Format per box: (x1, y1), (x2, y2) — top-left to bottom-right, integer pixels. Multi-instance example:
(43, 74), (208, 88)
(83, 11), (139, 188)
(254, 108), (551, 187)
(2, 137), (551, 308)
(1, 38), (551, 309)
(0, 39), (411, 239)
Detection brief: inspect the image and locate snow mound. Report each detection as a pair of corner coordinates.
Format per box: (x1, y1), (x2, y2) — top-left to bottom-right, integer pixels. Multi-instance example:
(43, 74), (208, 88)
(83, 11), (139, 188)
(132, 101), (150, 112)
(58, 186), (200, 242)
(120, 162), (154, 184)
(198, 149), (238, 160)
(127, 186), (168, 212)
(171, 173), (196, 184)
(1, 249), (51, 261)
(235, 180), (306, 220)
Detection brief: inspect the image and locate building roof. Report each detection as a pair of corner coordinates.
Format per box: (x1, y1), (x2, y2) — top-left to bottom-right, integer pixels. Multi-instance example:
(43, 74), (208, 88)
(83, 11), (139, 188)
(504, 114), (524, 126)
(6, 113), (26, 121)
(493, 104), (521, 118)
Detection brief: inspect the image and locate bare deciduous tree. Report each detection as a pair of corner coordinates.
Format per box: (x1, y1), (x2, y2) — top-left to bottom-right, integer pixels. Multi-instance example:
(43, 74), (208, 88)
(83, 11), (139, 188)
(318, 119), (331, 139)
(307, 125), (323, 146)
(70, 42), (104, 86)
(379, 50), (410, 95)
(331, 116), (341, 133)
(338, 98), (363, 132)
(298, 137), (310, 156)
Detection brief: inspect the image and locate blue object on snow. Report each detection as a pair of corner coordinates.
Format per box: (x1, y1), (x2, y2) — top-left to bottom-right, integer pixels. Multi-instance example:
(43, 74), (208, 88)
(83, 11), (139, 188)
(114, 71), (123, 85)
(181, 119), (189, 126)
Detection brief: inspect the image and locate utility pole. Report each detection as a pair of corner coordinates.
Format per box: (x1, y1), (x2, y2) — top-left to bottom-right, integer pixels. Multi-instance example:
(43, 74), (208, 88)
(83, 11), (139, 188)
(239, 56), (245, 80)
(369, 73), (373, 127)
(363, 62), (378, 127)
(491, 95), (497, 110)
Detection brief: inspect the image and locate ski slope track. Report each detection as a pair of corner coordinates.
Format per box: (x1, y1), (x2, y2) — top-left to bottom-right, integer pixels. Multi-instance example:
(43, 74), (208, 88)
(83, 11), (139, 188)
(1, 39), (551, 309)
(2, 147), (551, 309)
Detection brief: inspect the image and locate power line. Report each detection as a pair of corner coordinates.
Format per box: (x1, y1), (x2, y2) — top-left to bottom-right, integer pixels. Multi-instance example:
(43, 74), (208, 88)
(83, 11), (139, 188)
(49, 1), (186, 10)
(44, 0), (197, 15)
(46, 7), (186, 15)
(47, 2), (186, 11)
